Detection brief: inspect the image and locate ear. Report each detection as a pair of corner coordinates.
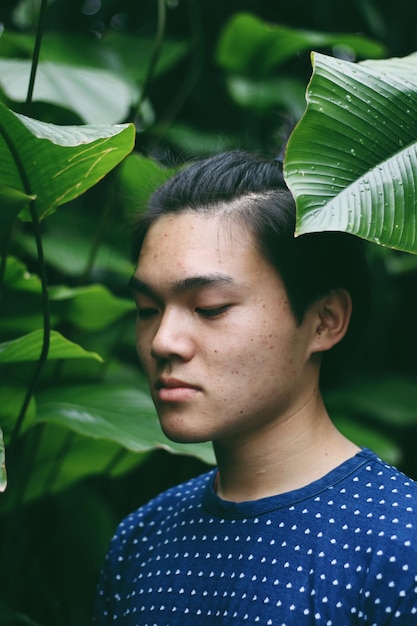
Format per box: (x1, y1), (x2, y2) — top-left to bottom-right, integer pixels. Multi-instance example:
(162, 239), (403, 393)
(309, 289), (352, 354)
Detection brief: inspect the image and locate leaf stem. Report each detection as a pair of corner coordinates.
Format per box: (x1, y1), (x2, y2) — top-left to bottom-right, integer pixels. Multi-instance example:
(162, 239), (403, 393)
(9, 201), (51, 448)
(9, 0), (51, 448)
(0, 0), (47, 298)
(25, 0), (48, 113)
(132, 0), (166, 125)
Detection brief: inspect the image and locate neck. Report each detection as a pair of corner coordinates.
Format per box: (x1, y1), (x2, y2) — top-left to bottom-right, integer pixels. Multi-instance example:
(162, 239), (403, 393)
(212, 393), (359, 503)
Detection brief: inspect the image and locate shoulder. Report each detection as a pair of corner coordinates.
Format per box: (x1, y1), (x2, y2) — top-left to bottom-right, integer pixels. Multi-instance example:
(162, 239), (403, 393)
(336, 449), (417, 522)
(342, 450), (417, 558)
(109, 469), (215, 551)
(354, 449), (417, 504)
(307, 449), (417, 552)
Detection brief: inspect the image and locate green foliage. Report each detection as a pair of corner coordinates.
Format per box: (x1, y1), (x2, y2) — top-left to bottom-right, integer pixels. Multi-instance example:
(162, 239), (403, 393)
(215, 12), (386, 144)
(0, 102), (135, 222)
(36, 383), (215, 464)
(0, 329), (103, 363)
(0, 59), (140, 124)
(217, 13), (386, 77)
(1, 0), (417, 623)
(285, 52), (417, 253)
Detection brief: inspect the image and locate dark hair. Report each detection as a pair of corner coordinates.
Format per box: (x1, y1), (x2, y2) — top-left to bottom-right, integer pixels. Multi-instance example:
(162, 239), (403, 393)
(132, 150), (369, 386)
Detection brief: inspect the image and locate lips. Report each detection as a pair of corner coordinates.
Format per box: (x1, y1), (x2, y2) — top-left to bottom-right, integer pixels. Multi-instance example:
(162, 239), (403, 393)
(155, 377), (200, 402)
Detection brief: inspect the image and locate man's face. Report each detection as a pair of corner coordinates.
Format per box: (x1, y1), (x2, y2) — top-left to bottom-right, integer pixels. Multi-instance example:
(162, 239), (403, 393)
(132, 212), (320, 447)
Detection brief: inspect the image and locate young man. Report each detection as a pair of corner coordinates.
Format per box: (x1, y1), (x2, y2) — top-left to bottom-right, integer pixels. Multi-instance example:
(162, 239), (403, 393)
(94, 151), (417, 625)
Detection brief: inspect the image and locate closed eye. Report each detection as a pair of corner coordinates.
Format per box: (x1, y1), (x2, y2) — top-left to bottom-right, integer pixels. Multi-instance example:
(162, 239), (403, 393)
(196, 305), (230, 319)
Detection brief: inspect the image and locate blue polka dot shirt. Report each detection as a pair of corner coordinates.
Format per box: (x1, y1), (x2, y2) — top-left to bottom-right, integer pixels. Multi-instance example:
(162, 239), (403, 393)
(94, 449), (417, 625)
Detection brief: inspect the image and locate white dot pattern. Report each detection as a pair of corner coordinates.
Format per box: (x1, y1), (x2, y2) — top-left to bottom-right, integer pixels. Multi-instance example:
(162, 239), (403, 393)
(94, 449), (417, 625)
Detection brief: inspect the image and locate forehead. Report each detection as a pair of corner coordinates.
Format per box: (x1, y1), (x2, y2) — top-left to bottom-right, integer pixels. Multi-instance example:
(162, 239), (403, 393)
(138, 212), (252, 270)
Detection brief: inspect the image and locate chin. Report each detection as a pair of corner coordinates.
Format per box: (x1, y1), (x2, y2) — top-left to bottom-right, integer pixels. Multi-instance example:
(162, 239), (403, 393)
(160, 421), (211, 445)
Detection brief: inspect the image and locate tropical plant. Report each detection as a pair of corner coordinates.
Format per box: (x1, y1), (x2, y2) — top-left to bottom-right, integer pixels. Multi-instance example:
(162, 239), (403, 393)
(283, 50), (417, 478)
(285, 51), (417, 253)
(1, 0), (417, 623)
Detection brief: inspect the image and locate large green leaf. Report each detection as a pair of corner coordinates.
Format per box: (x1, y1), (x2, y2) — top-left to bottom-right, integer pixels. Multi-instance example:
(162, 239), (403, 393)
(0, 31), (187, 85)
(284, 51), (417, 253)
(49, 285), (134, 331)
(217, 13), (385, 78)
(0, 330), (103, 363)
(0, 102), (135, 221)
(0, 59), (140, 124)
(1, 423), (149, 506)
(36, 383), (215, 465)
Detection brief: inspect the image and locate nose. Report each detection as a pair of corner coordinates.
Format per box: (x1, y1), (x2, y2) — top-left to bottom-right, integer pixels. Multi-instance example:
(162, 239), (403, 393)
(150, 308), (195, 361)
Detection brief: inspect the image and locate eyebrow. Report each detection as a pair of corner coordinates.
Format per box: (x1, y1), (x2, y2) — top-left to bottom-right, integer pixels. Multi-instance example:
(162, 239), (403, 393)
(129, 273), (239, 297)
